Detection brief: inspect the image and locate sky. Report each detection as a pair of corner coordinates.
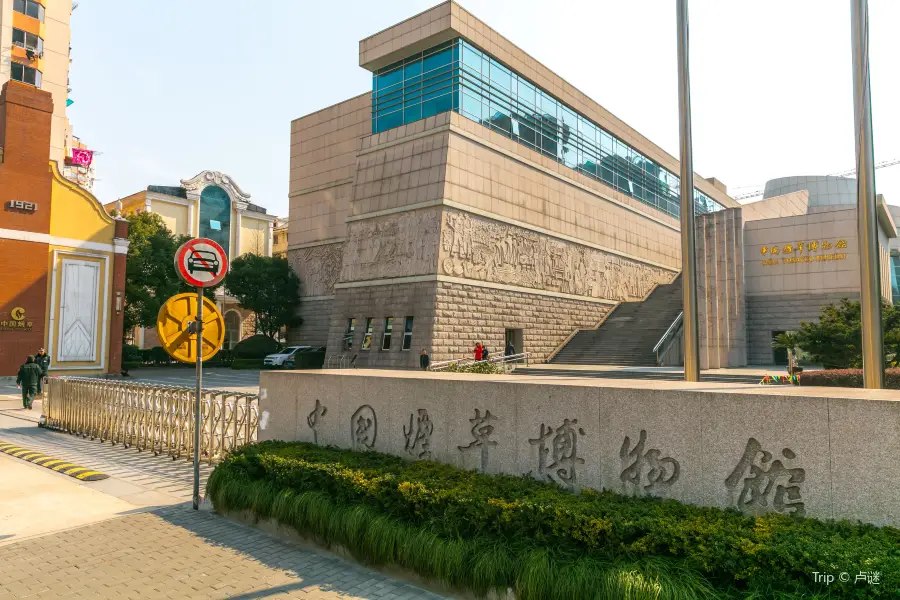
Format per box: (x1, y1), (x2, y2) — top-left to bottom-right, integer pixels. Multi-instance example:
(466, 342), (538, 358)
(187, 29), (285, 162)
(69, 1), (900, 218)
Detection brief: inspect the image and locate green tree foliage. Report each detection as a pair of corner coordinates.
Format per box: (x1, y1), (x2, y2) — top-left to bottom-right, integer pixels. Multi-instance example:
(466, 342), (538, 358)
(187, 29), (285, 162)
(223, 254), (301, 339)
(123, 212), (217, 336)
(796, 298), (900, 368)
(772, 331), (802, 373)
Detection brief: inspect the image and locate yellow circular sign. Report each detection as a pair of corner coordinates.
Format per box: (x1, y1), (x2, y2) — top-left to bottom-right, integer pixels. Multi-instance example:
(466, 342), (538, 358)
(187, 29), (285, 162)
(10, 307), (25, 320)
(156, 293), (225, 363)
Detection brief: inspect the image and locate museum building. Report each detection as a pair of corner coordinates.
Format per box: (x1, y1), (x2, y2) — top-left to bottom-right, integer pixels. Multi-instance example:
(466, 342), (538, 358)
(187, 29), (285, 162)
(288, 1), (738, 368)
(287, 2), (896, 369)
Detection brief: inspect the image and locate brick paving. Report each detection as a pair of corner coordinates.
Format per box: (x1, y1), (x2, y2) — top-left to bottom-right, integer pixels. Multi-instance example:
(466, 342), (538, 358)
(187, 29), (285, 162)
(0, 504), (448, 600)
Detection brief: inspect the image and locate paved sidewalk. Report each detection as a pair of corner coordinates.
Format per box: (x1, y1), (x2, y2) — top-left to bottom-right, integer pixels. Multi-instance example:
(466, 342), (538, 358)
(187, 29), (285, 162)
(0, 403), (449, 599)
(0, 504), (448, 600)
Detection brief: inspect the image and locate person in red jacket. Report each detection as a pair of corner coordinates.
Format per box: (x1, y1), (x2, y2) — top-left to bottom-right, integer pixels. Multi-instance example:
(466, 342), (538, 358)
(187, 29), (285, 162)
(473, 343), (483, 361)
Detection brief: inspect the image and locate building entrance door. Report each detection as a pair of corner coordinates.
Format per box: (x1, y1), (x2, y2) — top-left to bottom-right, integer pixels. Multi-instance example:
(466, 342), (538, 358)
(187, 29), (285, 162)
(772, 331), (788, 365)
(505, 328), (523, 355)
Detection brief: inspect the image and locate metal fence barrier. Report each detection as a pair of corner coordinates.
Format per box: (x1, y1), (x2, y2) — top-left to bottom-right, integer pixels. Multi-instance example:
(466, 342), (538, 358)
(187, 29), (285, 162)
(43, 377), (259, 464)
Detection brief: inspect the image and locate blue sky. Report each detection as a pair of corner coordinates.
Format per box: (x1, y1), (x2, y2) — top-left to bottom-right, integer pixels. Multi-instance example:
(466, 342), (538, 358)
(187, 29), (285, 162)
(70, 1), (900, 217)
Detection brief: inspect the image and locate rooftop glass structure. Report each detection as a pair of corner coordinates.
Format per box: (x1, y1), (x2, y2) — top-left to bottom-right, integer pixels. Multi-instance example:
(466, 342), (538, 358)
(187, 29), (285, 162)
(372, 39), (725, 220)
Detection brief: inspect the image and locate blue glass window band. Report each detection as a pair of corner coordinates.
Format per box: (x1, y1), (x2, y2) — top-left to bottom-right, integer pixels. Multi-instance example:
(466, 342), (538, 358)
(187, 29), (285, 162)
(372, 38), (724, 220)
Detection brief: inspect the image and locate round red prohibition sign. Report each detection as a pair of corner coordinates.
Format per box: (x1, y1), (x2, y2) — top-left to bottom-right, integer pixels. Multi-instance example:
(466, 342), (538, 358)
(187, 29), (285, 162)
(174, 238), (229, 288)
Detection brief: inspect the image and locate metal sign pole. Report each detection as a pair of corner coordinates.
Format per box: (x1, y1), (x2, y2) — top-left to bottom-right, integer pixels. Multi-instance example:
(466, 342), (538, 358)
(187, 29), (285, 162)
(193, 286), (203, 510)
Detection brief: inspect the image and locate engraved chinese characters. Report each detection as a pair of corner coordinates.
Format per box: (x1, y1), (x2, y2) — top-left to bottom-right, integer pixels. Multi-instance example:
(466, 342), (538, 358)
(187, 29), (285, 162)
(307, 399), (327, 445)
(458, 409), (498, 472)
(619, 430), (680, 492)
(404, 409), (434, 460)
(725, 438), (806, 517)
(529, 419), (585, 488)
(351, 405), (377, 451)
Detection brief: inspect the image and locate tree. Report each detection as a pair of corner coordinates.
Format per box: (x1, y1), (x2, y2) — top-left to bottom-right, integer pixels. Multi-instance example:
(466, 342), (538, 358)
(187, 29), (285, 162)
(123, 212), (218, 337)
(795, 298), (900, 369)
(223, 254), (301, 339)
(772, 331), (802, 374)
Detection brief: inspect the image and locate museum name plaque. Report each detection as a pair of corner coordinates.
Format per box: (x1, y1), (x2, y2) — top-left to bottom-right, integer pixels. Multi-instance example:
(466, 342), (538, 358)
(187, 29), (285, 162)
(760, 239), (848, 266)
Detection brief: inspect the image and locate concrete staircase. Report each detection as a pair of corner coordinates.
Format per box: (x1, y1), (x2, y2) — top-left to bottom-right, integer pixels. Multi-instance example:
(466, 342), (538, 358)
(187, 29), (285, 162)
(549, 274), (683, 366)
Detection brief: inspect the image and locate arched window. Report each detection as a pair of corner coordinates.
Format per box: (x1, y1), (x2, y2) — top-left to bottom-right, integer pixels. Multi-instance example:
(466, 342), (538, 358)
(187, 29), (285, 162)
(225, 311), (242, 349)
(199, 185), (231, 256)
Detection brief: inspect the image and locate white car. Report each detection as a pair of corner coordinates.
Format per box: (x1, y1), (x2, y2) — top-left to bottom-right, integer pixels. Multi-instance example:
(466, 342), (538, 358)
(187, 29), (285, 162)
(263, 346), (310, 367)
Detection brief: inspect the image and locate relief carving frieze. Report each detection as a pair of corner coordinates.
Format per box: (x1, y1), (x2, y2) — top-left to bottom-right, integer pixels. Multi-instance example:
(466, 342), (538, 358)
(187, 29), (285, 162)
(340, 208), (441, 282)
(440, 210), (673, 301)
(289, 243), (344, 297)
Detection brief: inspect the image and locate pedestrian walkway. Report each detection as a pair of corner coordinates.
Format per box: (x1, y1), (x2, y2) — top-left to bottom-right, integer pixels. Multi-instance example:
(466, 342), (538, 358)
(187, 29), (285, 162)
(0, 405), (449, 599)
(0, 504), (447, 600)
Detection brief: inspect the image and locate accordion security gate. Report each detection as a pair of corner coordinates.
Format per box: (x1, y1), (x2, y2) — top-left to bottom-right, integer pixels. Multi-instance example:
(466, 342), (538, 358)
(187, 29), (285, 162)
(43, 377), (259, 464)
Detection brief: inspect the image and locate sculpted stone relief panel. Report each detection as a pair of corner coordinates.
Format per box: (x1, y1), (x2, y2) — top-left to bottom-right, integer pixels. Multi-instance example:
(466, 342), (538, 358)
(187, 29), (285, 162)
(440, 210), (673, 301)
(341, 208), (441, 282)
(288, 243), (344, 297)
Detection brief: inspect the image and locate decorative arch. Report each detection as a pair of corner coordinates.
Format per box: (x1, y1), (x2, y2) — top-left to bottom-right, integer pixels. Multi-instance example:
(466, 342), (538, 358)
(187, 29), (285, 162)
(181, 170), (252, 260)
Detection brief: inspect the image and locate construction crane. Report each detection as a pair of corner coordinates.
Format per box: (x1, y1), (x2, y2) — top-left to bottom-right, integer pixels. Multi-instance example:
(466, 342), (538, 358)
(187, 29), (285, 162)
(731, 158), (900, 201)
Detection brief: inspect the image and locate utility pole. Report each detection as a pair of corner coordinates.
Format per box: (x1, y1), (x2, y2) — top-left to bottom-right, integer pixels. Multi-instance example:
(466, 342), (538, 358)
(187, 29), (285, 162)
(676, 0), (700, 382)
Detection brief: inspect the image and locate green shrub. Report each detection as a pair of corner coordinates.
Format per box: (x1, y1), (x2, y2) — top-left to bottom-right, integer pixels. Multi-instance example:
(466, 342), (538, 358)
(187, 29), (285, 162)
(233, 334), (280, 359)
(209, 442), (899, 599)
(231, 357), (263, 370)
(122, 344), (142, 363)
(121, 361), (141, 371)
(150, 346), (172, 365)
(799, 368), (900, 389)
(446, 360), (504, 374)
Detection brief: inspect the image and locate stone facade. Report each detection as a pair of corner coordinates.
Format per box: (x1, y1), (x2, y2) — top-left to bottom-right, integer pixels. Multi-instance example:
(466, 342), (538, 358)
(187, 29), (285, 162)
(326, 281), (438, 369)
(696, 208), (746, 369)
(432, 281), (609, 362)
(746, 292), (858, 365)
(261, 369), (900, 527)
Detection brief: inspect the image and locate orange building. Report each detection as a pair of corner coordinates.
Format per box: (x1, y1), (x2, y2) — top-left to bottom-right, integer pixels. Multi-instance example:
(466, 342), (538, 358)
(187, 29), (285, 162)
(0, 81), (127, 376)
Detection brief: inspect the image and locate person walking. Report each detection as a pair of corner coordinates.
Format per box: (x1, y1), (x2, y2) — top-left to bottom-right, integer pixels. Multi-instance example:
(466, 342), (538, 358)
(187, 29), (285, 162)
(482, 345), (490, 362)
(420, 349), (431, 370)
(473, 343), (483, 361)
(505, 340), (515, 356)
(34, 347), (49, 396)
(16, 356), (43, 410)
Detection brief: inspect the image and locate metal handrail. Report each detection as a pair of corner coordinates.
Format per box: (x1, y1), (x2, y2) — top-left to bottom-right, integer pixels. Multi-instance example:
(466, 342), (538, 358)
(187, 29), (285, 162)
(653, 311), (684, 353)
(42, 377), (259, 465)
(430, 352), (530, 372)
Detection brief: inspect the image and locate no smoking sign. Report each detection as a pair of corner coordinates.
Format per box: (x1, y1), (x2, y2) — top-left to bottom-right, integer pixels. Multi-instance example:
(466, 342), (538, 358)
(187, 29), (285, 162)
(174, 238), (229, 288)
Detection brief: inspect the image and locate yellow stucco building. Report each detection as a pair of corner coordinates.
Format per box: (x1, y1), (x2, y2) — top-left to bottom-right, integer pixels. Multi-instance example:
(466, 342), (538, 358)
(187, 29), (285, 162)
(0, 81), (127, 376)
(106, 170), (276, 349)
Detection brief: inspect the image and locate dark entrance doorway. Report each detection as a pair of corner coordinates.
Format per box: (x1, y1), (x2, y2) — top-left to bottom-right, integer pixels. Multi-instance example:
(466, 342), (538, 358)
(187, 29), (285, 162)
(505, 328), (523, 355)
(772, 331), (788, 365)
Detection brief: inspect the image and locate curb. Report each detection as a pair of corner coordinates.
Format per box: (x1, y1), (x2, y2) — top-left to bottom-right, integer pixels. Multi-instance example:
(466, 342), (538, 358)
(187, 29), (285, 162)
(0, 440), (109, 481)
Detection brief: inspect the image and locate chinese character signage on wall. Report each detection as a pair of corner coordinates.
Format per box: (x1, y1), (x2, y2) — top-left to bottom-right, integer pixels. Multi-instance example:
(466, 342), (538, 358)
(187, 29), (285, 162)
(0, 307), (34, 331)
(760, 239), (848, 266)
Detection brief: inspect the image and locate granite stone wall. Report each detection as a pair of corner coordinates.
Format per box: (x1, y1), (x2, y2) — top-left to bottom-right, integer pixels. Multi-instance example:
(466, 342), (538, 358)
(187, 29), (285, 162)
(325, 281), (438, 370)
(431, 281), (610, 363)
(260, 370), (900, 528)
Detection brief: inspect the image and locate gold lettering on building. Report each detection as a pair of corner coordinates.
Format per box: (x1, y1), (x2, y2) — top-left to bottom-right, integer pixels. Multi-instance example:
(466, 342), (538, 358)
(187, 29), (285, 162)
(760, 240), (847, 266)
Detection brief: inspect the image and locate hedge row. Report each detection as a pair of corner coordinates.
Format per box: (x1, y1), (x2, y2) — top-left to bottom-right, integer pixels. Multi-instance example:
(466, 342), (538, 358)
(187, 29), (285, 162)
(208, 442), (899, 599)
(799, 368), (900, 389)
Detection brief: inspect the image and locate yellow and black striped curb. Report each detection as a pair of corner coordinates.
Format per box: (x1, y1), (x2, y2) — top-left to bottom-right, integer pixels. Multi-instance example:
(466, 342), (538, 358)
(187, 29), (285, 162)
(0, 440), (109, 481)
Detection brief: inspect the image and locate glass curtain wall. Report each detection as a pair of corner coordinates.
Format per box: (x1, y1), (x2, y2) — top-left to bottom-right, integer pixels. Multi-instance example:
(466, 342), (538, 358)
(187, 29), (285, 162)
(372, 39), (725, 220)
